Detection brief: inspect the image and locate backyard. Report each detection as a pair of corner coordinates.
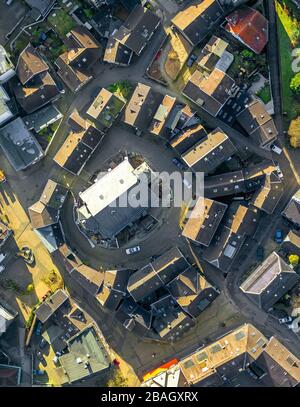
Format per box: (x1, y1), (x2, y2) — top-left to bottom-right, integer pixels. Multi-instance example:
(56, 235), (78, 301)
(276, 0), (300, 122)
(48, 8), (76, 37)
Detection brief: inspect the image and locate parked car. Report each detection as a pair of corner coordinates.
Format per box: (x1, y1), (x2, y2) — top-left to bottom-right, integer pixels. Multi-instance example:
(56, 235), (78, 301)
(256, 246), (264, 262)
(274, 229), (283, 244)
(278, 316), (292, 324)
(187, 54), (197, 67)
(35, 322), (42, 336)
(270, 144), (283, 155)
(39, 338), (47, 349)
(36, 351), (44, 361)
(33, 369), (45, 376)
(172, 157), (186, 170)
(275, 164), (284, 179)
(126, 246), (141, 255)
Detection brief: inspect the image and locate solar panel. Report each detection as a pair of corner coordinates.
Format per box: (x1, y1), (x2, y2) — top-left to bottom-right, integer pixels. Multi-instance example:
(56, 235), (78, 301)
(210, 343), (222, 353)
(196, 352), (208, 362)
(235, 331), (246, 341)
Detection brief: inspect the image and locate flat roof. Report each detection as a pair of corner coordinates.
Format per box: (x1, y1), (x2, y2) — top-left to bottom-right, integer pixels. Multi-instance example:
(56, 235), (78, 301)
(78, 159), (138, 218)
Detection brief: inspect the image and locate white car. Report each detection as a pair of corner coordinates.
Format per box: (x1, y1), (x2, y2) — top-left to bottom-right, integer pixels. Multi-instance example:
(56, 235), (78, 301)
(271, 144), (283, 155)
(278, 316), (292, 324)
(276, 165), (284, 179)
(126, 246), (141, 255)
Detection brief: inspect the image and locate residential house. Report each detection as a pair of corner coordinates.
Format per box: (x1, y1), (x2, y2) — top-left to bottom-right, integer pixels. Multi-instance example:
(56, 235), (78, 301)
(123, 82), (165, 132)
(179, 324), (300, 387)
(96, 269), (130, 311)
(0, 45), (15, 84)
(58, 325), (110, 384)
(170, 124), (207, 154)
(110, 5), (161, 57)
(28, 178), (67, 253)
(197, 35), (233, 73)
(70, 265), (104, 297)
(166, 266), (219, 318)
(13, 44), (59, 113)
(53, 110), (104, 175)
(236, 100), (278, 149)
(204, 162), (271, 198)
(240, 252), (300, 310)
(56, 26), (101, 93)
(151, 295), (195, 342)
(250, 170), (284, 215)
(149, 94), (177, 137)
(224, 6), (268, 54)
(35, 289), (70, 324)
(115, 297), (154, 338)
(182, 197), (228, 246)
(282, 189), (300, 228)
(203, 204), (259, 272)
(171, 0), (224, 47)
(103, 37), (133, 66)
(181, 128), (237, 174)
(76, 159), (150, 239)
(23, 104), (62, 133)
(127, 247), (189, 303)
(182, 69), (236, 116)
(86, 87), (126, 131)
(281, 230), (300, 259)
(0, 117), (44, 171)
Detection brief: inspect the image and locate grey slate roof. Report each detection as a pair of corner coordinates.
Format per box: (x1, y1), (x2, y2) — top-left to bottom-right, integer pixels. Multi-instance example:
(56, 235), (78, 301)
(0, 117), (44, 171)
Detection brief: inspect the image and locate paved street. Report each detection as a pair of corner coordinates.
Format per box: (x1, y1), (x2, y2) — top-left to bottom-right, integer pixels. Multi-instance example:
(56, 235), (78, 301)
(1, 0), (300, 384)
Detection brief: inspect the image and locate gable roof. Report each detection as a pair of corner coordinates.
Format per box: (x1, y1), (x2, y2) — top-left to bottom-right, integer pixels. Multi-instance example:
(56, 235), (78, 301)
(182, 69), (235, 116)
(240, 252), (299, 307)
(282, 189), (300, 227)
(86, 87), (126, 129)
(181, 127), (236, 174)
(53, 111), (104, 175)
(149, 94), (177, 136)
(250, 171), (284, 214)
(124, 82), (164, 130)
(17, 44), (48, 85)
(170, 124), (207, 154)
(225, 6), (268, 54)
(127, 247), (189, 302)
(104, 37), (133, 66)
(55, 26), (101, 92)
(96, 269), (130, 310)
(236, 100), (278, 147)
(182, 198), (227, 246)
(166, 266), (218, 318)
(13, 71), (59, 114)
(171, 0), (224, 46)
(112, 5), (161, 55)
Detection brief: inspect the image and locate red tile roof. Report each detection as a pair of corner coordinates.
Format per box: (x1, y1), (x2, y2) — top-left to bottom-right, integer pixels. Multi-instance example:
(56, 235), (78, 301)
(225, 7), (268, 54)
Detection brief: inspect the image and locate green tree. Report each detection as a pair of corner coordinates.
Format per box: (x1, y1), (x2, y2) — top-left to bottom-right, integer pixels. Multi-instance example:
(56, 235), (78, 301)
(290, 73), (300, 94)
(106, 369), (128, 387)
(289, 254), (299, 267)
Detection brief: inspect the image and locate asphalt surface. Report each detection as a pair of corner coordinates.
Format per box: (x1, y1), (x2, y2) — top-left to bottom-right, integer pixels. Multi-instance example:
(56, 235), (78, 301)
(1, 0), (300, 377)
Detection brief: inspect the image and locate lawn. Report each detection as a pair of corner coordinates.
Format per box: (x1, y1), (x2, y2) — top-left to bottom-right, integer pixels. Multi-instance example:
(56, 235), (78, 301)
(256, 84), (271, 104)
(48, 9), (76, 37)
(275, 0), (300, 121)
